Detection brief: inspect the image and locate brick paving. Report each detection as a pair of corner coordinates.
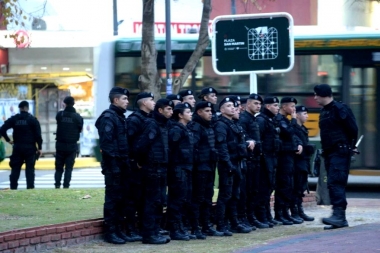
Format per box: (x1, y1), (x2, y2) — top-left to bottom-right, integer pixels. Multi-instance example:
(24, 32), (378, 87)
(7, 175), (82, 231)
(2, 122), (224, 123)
(236, 223), (380, 253)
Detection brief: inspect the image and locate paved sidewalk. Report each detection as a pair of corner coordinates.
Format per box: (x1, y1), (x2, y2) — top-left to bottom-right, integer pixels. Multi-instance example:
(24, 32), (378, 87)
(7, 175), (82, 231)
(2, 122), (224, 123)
(236, 223), (380, 253)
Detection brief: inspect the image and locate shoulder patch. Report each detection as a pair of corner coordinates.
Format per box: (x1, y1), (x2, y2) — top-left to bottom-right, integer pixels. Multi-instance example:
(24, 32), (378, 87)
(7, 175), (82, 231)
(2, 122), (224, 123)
(172, 131), (181, 141)
(148, 129), (157, 140)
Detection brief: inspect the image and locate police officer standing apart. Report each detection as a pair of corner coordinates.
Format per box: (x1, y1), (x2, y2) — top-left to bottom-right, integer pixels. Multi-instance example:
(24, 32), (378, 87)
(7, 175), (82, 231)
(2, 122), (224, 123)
(256, 97), (281, 226)
(54, 96), (83, 189)
(0, 101), (43, 190)
(314, 84), (358, 229)
(239, 94), (269, 229)
(134, 98), (173, 244)
(293, 105), (315, 222)
(95, 87), (130, 244)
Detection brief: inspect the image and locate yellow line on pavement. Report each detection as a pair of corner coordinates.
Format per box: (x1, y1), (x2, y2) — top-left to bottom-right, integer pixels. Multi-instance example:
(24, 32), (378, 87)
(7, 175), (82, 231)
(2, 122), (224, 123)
(0, 157), (100, 170)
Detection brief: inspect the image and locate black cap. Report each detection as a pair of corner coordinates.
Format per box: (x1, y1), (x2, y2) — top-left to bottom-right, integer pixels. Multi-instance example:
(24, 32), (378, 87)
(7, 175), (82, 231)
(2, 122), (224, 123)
(195, 101), (212, 111)
(155, 98), (174, 110)
(136, 92), (154, 102)
(263, 96), (279, 104)
(63, 96), (75, 106)
(314, 84), (332, 97)
(240, 98), (248, 105)
(178, 90), (194, 98)
(109, 87), (129, 97)
(18, 100), (29, 108)
(219, 97), (234, 109)
(198, 87), (218, 98)
(228, 95), (241, 102)
(166, 94), (183, 102)
(233, 101), (239, 108)
(174, 102), (192, 111)
(281, 97), (297, 104)
(248, 93), (263, 103)
(296, 105), (308, 113)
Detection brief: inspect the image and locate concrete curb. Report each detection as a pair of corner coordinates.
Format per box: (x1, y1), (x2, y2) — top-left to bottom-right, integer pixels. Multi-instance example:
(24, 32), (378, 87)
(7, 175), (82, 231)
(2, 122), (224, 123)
(0, 193), (317, 253)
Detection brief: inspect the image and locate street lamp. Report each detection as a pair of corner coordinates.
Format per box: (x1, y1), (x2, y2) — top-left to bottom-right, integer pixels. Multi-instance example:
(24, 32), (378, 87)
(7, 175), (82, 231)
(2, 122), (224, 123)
(165, 0), (172, 95)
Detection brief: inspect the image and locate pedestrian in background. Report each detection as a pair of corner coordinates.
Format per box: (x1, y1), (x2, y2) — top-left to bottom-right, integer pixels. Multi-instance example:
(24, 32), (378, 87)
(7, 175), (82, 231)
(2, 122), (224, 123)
(54, 96), (83, 189)
(0, 101), (43, 190)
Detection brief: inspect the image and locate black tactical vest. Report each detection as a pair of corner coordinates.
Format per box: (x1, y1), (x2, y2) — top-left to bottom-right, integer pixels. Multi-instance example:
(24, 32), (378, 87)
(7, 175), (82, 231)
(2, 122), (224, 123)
(240, 111), (261, 158)
(218, 117), (246, 161)
(276, 115), (297, 152)
(56, 111), (81, 143)
(150, 124), (169, 164)
(170, 123), (194, 165)
(102, 109), (128, 157)
(319, 102), (349, 149)
(256, 113), (281, 153)
(13, 113), (35, 144)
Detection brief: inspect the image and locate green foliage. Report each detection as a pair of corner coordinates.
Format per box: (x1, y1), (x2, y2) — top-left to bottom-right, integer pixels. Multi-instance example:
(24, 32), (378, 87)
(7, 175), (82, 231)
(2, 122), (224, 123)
(0, 140), (5, 162)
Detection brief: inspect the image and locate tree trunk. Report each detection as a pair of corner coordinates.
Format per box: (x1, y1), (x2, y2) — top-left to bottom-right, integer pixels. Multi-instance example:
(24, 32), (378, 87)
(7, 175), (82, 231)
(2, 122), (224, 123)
(172, 0), (212, 94)
(139, 0), (162, 99)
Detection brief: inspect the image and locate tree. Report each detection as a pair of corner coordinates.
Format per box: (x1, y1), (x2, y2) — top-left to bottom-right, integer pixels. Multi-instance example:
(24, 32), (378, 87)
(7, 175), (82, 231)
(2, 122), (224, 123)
(0, 0), (47, 47)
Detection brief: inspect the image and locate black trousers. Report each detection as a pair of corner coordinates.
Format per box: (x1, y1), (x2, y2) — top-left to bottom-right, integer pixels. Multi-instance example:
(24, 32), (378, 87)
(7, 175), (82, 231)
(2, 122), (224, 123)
(258, 155), (277, 207)
(54, 149), (77, 188)
(167, 167), (192, 225)
(293, 158), (309, 206)
(9, 144), (36, 189)
(325, 152), (351, 210)
(190, 169), (214, 228)
(275, 152), (295, 207)
(244, 160), (261, 216)
(103, 173), (126, 228)
(141, 165), (167, 238)
(125, 161), (143, 229)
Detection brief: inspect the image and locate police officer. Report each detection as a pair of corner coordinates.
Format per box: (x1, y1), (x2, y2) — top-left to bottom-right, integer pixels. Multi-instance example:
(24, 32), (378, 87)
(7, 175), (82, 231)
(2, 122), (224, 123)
(95, 87), (130, 244)
(314, 84), (358, 229)
(187, 101), (222, 238)
(0, 101), (42, 190)
(134, 99), (173, 244)
(54, 96), (83, 189)
(166, 94), (183, 106)
(214, 97), (254, 236)
(293, 105), (315, 222)
(198, 87), (218, 122)
(274, 97), (303, 225)
(167, 103), (193, 241)
(178, 90), (196, 108)
(240, 98), (247, 112)
(239, 94), (269, 229)
(125, 92), (155, 241)
(256, 97), (282, 226)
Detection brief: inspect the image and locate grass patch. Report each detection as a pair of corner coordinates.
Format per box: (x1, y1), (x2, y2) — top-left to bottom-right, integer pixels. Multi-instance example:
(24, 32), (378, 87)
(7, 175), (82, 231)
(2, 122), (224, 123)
(0, 188), (104, 232)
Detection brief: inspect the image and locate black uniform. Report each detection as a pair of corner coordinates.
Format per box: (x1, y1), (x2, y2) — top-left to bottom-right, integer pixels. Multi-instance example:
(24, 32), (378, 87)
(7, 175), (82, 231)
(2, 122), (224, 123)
(134, 111), (170, 240)
(167, 121), (194, 234)
(275, 114), (301, 211)
(0, 111), (42, 189)
(319, 100), (358, 210)
(188, 114), (218, 234)
(214, 115), (248, 234)
(125, 109), (150, 231)
(95, 104), (129, 235)
(54, 106), (83, 188)
(239, 110), (263, 225)
(256, 108), (281, 223)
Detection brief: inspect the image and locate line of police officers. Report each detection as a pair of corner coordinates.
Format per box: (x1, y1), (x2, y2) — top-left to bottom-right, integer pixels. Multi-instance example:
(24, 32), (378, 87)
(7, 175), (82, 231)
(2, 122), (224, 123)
(96, 84), (359, 245)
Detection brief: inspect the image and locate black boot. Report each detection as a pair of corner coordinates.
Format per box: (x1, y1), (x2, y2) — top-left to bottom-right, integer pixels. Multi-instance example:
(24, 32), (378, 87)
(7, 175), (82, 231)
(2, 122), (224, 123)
(202, 223), (224, 236)
(298, 204), (314, 221)
(256, 206), (273, 228)
(266, 204), (281, 226)
(322, 207), (349, 228)
(116, 225), (135, 242)
(216, 222), (233, 236)
(142, 235), (170, 244)
(179, 220), (196, 240)
(283, 206), (302, 224)
(290, 205), (304, 224)
(104, 225), (126, 244)
(170, 223), (190, 241)
(126, 224), (143, 241)
(239, 216), (256, 231)
(274, 206), (293, 225)
(248, 213), (269, 229)
(191, 228), (206, 240)
(230, 217), (252, 233)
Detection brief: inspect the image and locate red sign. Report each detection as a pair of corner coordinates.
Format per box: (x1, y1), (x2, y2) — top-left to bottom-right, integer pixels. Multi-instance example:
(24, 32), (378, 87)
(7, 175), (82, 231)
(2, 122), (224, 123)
(133, 21), (212, 35)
